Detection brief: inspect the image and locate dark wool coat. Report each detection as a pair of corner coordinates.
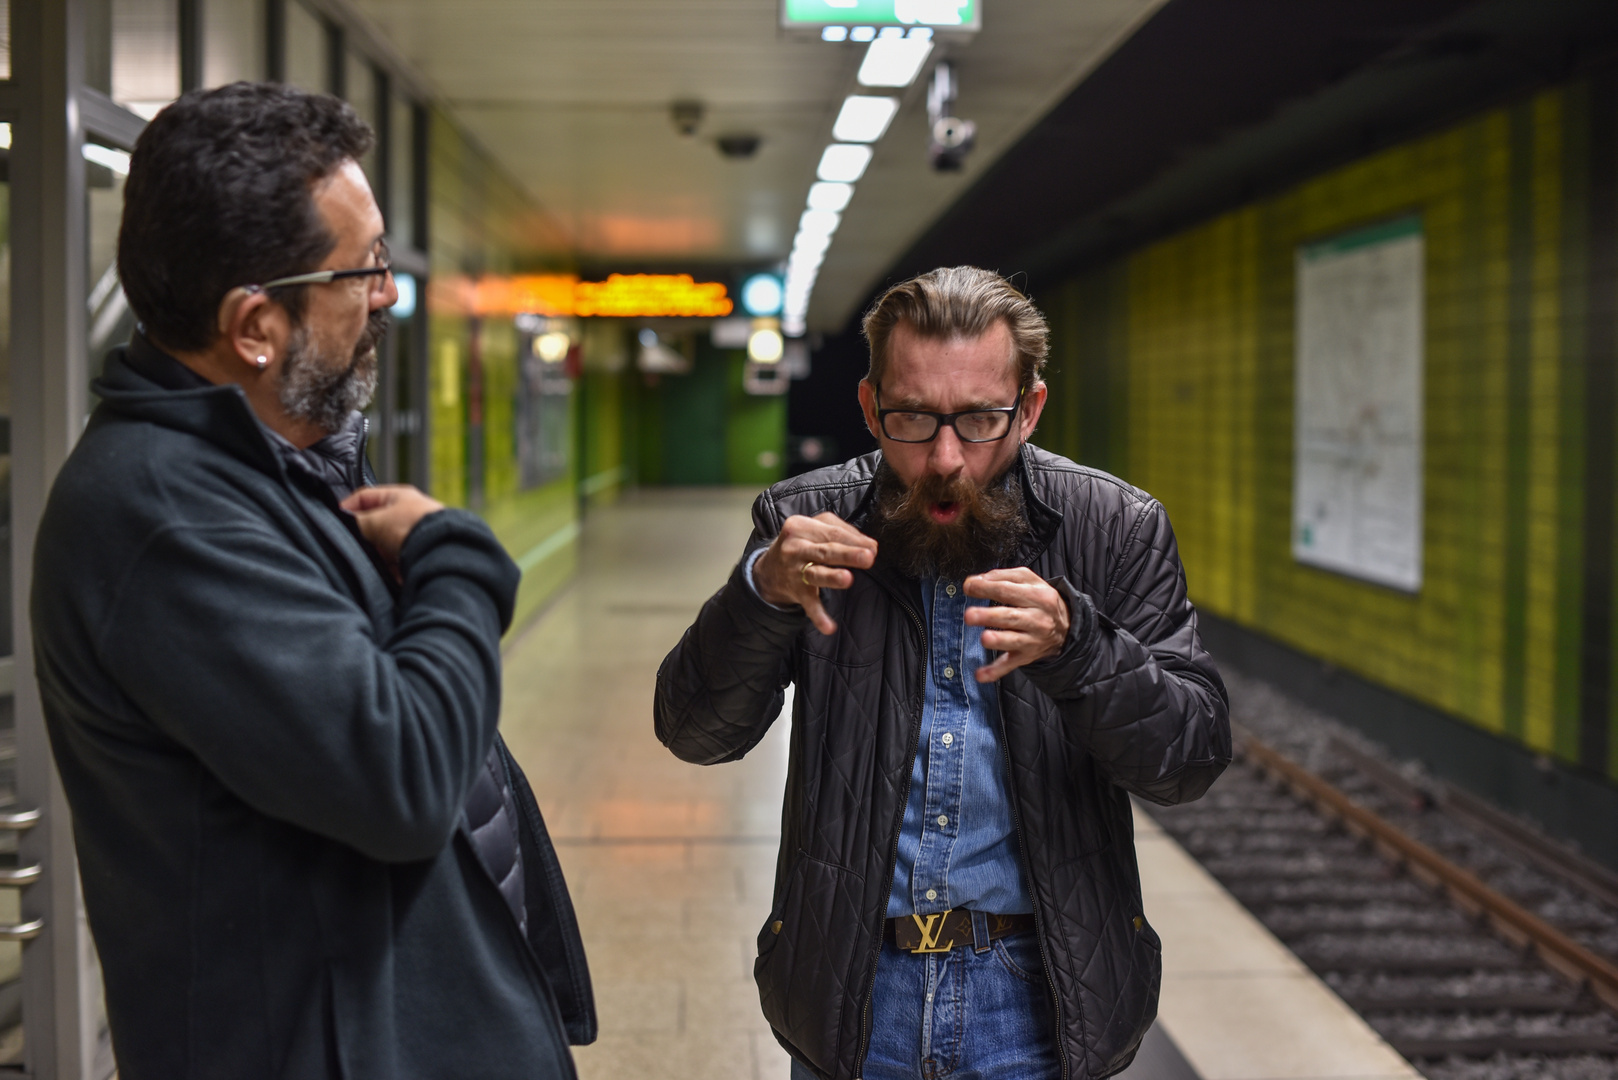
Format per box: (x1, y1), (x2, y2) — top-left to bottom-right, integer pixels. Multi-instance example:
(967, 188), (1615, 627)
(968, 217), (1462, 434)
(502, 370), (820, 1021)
(655, 445), (1231, 1080)
(32, 345), (594, 1080)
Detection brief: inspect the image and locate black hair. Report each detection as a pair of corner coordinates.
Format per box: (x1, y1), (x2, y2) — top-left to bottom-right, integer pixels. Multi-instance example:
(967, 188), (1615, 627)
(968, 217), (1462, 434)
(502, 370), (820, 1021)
(117, 82), (375, 352)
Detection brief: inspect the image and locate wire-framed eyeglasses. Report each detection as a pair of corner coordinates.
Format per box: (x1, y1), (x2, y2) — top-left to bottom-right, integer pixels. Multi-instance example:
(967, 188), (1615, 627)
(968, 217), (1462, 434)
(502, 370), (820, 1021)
(875, 387), (1024, 444)
(246, 246), (393, 299)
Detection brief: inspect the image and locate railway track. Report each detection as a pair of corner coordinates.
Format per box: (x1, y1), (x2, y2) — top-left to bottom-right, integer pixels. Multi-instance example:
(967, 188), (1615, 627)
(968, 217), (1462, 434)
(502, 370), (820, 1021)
(1144, 676), (1618, 1080)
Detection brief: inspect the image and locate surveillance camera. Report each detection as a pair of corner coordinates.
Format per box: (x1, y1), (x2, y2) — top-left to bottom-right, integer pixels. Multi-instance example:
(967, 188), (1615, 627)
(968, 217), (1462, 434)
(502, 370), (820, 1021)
(670, 99), (705, 137)
(925, 61), (975, 171)
(716, 134), (762, 160)
(929, 116), (976, 171)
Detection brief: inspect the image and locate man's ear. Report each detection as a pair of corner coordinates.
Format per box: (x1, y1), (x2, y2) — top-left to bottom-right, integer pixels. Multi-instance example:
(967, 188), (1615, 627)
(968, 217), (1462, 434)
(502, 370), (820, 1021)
(219, 288), (288, 373)
(1019, 382), (1048, 443)
(857, 379), (881, 441)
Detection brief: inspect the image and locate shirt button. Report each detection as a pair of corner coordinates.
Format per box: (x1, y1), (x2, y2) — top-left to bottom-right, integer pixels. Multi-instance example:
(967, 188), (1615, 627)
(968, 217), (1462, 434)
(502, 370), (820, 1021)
(925, 888), (937, 901)
(941, 732), (953, 746)
(943, 666), (954, 679)
(945, 584), (957, 596)
(936, 814), (949, 827)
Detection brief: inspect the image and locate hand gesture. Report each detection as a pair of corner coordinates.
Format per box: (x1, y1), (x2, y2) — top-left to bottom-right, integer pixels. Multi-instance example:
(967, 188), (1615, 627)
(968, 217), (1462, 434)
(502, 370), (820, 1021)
(962, 568), (1071, 682)
(340, 485), (446, 571)
(753, 512), (878, 635)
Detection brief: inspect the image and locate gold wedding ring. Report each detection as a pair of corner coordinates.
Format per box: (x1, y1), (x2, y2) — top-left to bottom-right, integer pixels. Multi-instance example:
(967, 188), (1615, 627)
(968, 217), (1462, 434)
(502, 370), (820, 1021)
(801, 561), (816, 586)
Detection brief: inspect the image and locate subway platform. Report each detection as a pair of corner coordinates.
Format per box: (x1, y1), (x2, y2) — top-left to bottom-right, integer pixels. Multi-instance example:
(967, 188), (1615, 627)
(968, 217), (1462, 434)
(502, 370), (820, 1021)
(498, 488), (1420, 1080)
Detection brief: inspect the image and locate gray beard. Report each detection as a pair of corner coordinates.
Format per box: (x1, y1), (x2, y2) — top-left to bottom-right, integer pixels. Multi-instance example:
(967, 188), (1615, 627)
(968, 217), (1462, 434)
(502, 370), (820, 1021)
(277, 323), (380, 435)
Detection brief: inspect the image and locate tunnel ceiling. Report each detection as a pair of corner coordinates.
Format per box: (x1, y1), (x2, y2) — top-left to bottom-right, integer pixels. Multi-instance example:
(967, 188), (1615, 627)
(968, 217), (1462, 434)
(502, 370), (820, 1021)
(345, 0), (1168, 330)
(882, 0), (1618, 318)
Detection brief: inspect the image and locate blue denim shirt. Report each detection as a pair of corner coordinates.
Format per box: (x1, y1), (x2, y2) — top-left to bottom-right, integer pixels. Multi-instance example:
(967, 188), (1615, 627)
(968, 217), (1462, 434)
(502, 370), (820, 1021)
(743, 554), (1032, 917)
(887, 577), (1032, 917)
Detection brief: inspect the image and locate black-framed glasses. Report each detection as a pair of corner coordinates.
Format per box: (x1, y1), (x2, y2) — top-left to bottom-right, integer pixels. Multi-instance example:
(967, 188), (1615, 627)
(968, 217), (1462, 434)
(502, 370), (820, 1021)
(876, 387), (1024, 443)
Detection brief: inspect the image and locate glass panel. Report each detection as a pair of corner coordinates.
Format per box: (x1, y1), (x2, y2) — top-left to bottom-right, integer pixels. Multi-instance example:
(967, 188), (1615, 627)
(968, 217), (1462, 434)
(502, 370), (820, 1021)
(345, 50), (378, 188)
(203, 0), (265, 86)
(392, 275), (423, 484)
(389, 96), (416, 250)
(0, 0), (11, 80)
(0, 136), (19, 1069)
(284, 0), (329, 93)
(112, 0), (181, 119)
(85, 143), (135, 389)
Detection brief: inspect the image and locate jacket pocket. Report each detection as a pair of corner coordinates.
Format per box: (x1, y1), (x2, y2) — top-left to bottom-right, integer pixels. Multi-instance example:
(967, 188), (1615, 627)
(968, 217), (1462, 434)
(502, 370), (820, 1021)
(754, 851), (862, 1069)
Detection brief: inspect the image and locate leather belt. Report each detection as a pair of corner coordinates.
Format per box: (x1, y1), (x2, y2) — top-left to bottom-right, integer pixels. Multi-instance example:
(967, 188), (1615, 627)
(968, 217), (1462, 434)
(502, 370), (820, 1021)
(885, 909), (1035, 954)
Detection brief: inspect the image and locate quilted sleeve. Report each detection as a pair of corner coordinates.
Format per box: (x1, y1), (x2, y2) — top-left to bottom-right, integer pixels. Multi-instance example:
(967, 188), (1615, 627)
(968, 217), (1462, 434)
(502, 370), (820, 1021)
(1021, 498), (1231, 804)
(653, 492), (804, 765)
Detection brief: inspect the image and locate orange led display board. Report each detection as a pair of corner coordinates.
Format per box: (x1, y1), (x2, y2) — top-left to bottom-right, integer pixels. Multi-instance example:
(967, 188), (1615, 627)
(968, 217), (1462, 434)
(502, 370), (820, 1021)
(454, 273), (734, 318)
(574, 274), (733, 318)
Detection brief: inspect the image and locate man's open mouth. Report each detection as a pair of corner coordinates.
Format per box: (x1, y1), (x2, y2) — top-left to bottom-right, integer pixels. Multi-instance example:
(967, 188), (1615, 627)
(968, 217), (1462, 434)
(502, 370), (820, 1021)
(928, 501), (962, 524)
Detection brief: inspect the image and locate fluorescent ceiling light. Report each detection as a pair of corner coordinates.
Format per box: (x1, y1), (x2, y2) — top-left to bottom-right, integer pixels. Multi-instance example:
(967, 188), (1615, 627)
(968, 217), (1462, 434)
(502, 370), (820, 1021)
(799, 209), (841, 237)
(821, 25), (847, 41)
(817, 143), (873, 183)
(807, 181), (854, 212)
(850, 25), (876, 42)
(792, 240), (830, 265)
(833, 96), (900, 143)
(878, 26), (904, 38)
(857, 36), (933, 87)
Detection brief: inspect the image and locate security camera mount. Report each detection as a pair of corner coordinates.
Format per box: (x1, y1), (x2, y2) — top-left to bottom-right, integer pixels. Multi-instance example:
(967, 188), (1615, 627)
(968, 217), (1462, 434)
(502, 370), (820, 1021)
(926, 61), (976, 172)
(670, 99), (706, 137)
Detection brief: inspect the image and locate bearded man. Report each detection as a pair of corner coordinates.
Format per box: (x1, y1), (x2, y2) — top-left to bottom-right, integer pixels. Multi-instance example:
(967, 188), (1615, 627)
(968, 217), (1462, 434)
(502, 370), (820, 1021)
(655, 267), (1230, 1080)
(31, 84), (593, 1079)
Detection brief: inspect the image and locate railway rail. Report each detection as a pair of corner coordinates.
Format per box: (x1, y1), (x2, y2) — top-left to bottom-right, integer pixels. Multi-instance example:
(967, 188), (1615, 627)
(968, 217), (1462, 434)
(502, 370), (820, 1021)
(1144, 683), (1618, 1080)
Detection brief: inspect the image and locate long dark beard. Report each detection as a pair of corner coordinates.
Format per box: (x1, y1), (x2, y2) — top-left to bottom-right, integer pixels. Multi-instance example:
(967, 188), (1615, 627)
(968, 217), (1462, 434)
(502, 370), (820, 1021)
(278, 308), (388, 434)
(868, 458), (1028, 580)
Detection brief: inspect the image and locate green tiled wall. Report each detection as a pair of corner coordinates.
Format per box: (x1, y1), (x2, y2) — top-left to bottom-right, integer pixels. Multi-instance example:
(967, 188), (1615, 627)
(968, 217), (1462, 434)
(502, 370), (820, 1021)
(1039, 77), (1618, 781)
(421, 109), (579, 634)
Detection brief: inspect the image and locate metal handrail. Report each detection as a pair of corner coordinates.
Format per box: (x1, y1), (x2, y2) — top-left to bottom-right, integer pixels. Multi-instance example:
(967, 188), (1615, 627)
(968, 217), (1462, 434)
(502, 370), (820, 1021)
(0, 865), (43, 887)
(0, 809), (41, 831)
(0, 919), (44, 942)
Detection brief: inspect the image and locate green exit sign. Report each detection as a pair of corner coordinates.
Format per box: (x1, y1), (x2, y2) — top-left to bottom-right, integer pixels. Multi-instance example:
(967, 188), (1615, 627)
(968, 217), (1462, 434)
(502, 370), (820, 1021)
(782, 0), (980, 30)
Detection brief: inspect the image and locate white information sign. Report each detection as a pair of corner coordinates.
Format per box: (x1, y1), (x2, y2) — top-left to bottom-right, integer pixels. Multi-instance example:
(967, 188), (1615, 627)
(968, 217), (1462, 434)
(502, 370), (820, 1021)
(1293, 216), (1425, 591)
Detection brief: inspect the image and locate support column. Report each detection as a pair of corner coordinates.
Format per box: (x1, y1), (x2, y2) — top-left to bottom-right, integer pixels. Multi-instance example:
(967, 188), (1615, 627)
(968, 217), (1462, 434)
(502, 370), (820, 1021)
(11, 0), (104, 1076)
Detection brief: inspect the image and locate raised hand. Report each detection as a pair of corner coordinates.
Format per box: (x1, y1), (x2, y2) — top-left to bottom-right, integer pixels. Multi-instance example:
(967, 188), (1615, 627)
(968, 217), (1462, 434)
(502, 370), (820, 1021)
(962, 567), (1071, 682)
(753, 512), (878, 635)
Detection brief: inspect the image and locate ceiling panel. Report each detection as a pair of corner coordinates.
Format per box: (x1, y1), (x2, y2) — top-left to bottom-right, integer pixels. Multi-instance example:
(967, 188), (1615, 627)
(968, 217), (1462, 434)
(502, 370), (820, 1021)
(348, 0), (1166, 330)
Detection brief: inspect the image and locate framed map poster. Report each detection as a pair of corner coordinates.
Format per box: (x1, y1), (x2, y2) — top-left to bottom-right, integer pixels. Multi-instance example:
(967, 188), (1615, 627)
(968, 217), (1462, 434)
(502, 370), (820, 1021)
(1293, 215), (1425, 592)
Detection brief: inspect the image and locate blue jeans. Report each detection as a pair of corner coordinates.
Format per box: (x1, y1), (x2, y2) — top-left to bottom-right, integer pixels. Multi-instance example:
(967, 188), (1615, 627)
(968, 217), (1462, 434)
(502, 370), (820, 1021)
(791, 933), (1061, 1080)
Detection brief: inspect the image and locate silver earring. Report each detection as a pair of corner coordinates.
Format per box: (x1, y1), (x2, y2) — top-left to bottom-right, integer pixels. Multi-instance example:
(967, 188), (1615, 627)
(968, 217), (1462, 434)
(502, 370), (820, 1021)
(255, 355), (269, 369)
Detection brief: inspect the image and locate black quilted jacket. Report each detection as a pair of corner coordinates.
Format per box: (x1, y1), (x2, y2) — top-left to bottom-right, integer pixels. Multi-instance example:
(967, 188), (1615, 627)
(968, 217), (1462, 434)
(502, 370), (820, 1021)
(655, 445), (1230, 1080)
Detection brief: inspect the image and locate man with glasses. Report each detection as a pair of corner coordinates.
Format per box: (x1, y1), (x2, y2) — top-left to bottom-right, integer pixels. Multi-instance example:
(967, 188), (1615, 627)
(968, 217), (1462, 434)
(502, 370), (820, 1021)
(31, 83), (592, 1079)
(656, 266), (1229, 1079)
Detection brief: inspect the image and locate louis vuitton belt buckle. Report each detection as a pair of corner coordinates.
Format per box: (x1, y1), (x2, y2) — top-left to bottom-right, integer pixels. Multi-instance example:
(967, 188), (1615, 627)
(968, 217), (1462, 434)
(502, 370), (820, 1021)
(887, 909), (1036, 954)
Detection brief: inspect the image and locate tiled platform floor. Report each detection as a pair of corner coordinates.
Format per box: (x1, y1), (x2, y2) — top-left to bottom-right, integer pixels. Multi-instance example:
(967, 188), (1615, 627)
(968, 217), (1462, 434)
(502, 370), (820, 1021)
(501, 488), (792, 1080)
(500, 488), (1422, 1080)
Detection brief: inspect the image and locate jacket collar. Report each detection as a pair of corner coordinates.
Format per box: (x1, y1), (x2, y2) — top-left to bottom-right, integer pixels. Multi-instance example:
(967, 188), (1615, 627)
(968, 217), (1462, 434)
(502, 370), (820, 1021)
(1011, 441), (1063, 567)
(95, 335), (287, 480)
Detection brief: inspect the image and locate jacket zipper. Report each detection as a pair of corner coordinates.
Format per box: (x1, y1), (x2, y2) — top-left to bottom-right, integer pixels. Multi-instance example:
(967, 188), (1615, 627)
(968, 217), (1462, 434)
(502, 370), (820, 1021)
(854, 594), (927, 1077)
(996, 683), (1070, 1080)
(356, 415), (371, 489)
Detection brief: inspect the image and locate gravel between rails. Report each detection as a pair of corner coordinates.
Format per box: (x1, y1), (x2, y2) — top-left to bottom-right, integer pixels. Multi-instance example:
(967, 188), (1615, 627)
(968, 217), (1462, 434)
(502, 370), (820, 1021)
(1141, 670), (1618, 1080)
